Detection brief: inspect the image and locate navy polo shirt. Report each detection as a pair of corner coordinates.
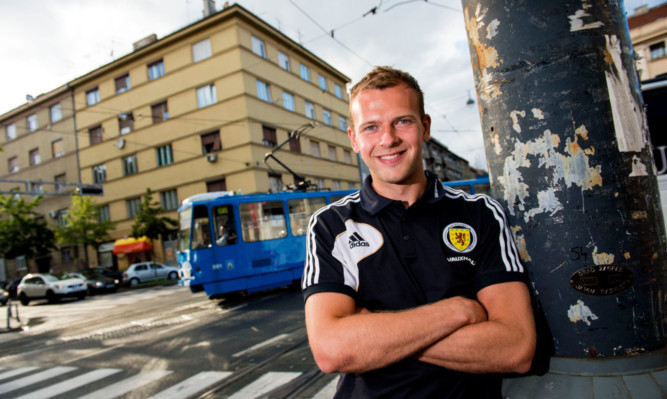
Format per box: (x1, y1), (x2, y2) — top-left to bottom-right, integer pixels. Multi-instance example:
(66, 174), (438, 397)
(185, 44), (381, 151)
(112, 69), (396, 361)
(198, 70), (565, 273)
(302, 171), (526, 399)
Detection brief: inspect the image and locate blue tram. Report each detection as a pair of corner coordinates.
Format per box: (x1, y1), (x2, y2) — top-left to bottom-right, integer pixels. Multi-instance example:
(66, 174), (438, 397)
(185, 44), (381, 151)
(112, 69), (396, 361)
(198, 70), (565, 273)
(177, 189), (354, 297)
(177, 177), (491, 298)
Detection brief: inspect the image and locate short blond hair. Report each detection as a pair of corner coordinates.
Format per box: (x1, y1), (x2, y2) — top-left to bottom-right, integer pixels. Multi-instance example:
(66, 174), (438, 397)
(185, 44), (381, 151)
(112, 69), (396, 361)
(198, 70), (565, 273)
(349, 66), (425, 123)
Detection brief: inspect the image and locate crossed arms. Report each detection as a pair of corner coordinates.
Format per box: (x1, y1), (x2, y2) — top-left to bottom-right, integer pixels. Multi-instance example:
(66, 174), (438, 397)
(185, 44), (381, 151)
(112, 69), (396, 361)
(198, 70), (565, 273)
(304, 281), (536, 375)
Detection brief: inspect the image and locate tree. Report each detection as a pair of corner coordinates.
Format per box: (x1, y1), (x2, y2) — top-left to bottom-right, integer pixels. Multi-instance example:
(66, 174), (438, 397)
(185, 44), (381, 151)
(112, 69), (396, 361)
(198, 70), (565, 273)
(0, 195), (56, 271)
(55, 196), (114, 266)
(131, 188), (178, 240)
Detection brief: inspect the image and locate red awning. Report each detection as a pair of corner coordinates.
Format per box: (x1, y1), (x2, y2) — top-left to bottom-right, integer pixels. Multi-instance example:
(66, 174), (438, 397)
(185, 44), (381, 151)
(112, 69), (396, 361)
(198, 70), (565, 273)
(112, 237), (153, 255)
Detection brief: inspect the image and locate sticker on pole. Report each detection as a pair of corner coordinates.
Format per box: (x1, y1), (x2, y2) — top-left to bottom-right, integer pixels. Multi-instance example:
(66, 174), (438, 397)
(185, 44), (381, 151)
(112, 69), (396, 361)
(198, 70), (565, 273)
(569, 265), (634, 296)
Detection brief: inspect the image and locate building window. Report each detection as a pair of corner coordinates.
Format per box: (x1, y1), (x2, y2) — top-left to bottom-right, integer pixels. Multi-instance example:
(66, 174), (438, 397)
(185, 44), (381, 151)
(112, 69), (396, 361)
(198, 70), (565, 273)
(299, 64), (310, 81)
(206, 178), (226, 192)
(160, 189), (179, 210)
(196, 84), (217, 108)
(126, 197), (141, 218)
(57, 210), (69, 227)
(119, 112), (134, 134)
(115, 74), (131, 93)
(93, 164), (106, 183)
(52, 139), (64, 158)
(98, 205), (110, 223)
(323, 109), (332, 126)
(339, 116), (347, 131)
(650, 42), (665, 59)
(27, 114), (38, 132)
(123, 154), (138, 176)
(89, 125), (103, 145)
(318, 75), (327, 91)
(328, 145), (337, 161)
(316, 178), (325, 189)
(148, 59), (165, 80)
(55, 173), (66, 192)
(263, 125), (277, 147)
(335, 84), (343, 99)
(8, 157), (18, 173)
(305, 101), (315, 119)
(251, 36), (265, 58)
(269, 173), (283, 193)
(344, 150), (352, 164)
(310, 140), (320, 157)
(282, 92), (295, 111)
(15, 255), (27, 271)
(86, 87), (100, 106)
(50, 103), (62, 123)
(5, 123), (16, 140)
(156, 144), (173, 166)
(333, 180), (341, 191)
(278, 51), (290, 71)
(31, 180), (44, 194)
(151, 101), (169, 123)
(29, 148), (41, 166)
(192, 38), (212, 62)
(289, 137), (301, 153)
(201, 130), (221, 154)
(256, 80), (271, 102)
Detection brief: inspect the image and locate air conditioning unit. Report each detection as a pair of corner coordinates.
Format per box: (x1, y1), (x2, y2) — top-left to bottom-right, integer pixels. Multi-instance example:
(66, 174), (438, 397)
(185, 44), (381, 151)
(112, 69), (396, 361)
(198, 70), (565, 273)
(206, 154), (217, 163)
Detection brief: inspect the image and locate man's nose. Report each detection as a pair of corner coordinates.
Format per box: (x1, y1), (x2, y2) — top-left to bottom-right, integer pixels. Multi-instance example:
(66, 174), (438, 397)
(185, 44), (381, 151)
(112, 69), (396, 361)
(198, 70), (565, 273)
(378, 125), (399, 146)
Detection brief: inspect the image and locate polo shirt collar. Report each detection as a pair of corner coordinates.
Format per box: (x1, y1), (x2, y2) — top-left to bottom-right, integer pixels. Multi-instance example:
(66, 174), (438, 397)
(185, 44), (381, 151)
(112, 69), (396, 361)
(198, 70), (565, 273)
(360, 170), (445, 215)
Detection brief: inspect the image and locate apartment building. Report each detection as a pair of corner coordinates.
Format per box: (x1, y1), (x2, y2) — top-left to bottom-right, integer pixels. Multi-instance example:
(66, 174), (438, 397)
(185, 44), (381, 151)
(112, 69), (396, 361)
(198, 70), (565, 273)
(0, 86), (83, 277)
(67, 4), (356, 270)
(629, 3), (667, 80)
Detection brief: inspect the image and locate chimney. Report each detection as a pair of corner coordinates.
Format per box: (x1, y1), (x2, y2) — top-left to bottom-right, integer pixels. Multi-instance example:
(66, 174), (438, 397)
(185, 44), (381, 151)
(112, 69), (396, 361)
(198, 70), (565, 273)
(203, 0), (216, 17)
(133, 34), (158, 51)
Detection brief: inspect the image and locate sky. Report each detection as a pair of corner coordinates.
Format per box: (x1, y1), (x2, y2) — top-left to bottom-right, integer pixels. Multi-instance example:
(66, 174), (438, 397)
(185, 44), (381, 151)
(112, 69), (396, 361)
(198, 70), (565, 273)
(1, 0), (664, 170)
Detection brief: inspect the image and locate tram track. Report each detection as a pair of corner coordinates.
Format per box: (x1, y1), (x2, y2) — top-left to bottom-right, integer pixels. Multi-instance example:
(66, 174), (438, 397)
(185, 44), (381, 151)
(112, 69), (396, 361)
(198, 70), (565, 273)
(196, 336), (327, 399)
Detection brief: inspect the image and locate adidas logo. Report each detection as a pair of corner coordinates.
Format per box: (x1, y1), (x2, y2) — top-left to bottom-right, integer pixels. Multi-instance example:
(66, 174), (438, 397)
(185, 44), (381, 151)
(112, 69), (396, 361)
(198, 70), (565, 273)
(349, 232), (370, 248)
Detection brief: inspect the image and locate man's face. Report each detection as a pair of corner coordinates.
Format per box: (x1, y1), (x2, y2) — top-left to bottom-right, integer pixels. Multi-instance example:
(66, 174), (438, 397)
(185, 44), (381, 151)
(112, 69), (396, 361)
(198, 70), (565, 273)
(348, 84), (431, 189)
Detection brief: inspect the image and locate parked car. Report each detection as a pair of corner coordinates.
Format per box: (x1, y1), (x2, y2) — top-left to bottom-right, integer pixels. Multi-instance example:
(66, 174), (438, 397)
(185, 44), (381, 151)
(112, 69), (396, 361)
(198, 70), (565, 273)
(66, 271), (118, 295)
(123, 262), (179, 286)
(18, 273), (87, 305)
(5, 279), (22, 299)
(89, 267), (124, 283)
(0, 289), (9, 306)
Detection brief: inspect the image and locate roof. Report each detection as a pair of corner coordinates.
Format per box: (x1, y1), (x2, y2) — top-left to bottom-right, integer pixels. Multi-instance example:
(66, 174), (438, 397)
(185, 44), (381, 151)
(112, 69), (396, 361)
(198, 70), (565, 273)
(628, 3), (667, 29)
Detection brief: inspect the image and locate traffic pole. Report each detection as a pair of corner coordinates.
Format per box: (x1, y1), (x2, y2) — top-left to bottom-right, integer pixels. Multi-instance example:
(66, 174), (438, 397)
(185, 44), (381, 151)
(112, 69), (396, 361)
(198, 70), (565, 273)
(460, 0), (666, 396)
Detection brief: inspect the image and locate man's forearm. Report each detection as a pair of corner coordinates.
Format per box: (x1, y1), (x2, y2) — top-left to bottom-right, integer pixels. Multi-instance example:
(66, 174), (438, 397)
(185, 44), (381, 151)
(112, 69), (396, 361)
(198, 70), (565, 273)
(306, 294), (487, 374)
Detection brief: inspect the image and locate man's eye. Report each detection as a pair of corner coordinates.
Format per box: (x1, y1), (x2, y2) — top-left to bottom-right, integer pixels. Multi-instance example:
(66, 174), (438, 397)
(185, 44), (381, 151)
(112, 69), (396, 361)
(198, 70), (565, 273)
(363, 125), (377, 132)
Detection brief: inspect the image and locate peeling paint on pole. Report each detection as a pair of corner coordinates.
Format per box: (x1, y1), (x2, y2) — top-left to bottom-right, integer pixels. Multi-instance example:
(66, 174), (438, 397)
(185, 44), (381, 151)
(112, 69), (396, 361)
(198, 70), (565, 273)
(462, 0), (666, 364)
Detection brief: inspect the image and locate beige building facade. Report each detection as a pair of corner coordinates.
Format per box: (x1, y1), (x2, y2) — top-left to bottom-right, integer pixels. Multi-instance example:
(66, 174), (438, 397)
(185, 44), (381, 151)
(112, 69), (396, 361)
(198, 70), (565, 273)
(68, 4), (357, 270)
(629, 3), (667, 80)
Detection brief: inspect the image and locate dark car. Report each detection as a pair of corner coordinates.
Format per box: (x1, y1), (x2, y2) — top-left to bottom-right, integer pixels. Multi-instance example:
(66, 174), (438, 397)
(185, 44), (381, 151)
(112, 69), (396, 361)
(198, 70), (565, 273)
(89, 267), (124, 284)
(0, 289), (8, 306)
(5, 279), (22, 299)
(67, 271), (119, 295)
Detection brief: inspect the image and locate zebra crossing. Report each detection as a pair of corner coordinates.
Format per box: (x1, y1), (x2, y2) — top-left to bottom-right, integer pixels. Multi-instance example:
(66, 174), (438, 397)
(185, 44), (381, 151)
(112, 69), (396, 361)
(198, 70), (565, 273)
(0, 365), (339, 399)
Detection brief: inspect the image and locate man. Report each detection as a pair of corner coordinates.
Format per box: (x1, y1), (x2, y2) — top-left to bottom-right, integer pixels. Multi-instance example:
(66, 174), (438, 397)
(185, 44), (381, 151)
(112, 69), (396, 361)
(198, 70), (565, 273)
(216, 225), (229, 246)
(302, 66), (536, 398)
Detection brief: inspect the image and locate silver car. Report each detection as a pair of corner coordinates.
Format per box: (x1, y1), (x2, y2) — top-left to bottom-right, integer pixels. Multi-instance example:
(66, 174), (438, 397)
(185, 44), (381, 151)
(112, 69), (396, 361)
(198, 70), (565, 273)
(18, 273), (87, 305)
(123, 262), (179, 286)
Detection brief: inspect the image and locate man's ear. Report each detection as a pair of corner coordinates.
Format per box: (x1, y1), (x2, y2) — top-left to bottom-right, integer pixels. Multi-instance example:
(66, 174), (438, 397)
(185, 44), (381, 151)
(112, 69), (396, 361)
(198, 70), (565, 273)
(422, 114), (432, 142)
(348, 127), (360, 153)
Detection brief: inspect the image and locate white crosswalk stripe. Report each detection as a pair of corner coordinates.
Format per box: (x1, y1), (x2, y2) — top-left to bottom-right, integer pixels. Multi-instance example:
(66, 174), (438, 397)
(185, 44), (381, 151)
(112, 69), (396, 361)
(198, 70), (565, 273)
(0, 366), (77, 395)
(0, 367), (325, 399)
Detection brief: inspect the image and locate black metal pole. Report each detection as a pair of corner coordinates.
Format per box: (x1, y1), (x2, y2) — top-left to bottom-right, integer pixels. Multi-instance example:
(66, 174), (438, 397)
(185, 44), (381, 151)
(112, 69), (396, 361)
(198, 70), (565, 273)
(461, 0), (666, 396)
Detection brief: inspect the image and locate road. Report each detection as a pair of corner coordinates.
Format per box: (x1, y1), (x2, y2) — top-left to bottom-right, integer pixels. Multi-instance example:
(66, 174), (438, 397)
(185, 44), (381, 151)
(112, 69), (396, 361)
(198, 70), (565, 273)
(0, 284), (338, 398)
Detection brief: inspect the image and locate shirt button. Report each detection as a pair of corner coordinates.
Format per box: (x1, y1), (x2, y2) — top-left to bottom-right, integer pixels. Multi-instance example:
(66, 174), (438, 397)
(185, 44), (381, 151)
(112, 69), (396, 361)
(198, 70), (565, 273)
(403, 234), (410, 240)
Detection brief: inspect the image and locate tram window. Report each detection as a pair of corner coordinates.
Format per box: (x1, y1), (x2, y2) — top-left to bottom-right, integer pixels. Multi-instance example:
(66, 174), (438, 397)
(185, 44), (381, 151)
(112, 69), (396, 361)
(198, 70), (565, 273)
(213, 205), (237, 246)
(178, 207), (193, 252)
(288, 197), (326, 236)
(240, 201), (286, 242)
(192, 205), (212, 249)
(473, 183), (491, 195)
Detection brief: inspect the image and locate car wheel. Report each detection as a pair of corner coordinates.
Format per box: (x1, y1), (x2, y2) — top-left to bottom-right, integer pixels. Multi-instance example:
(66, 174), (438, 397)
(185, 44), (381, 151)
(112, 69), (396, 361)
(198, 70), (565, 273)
(46, 290), (60, 304)
(19, 293), (30, 306)
(168, 272), (178, 280)
(129, 278), (140, 287)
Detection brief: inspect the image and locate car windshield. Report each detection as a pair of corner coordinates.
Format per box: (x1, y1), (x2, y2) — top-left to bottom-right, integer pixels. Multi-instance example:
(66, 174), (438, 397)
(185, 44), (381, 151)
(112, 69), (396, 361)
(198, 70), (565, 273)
(79, 271), (101, 279)
(43, 275), (59, 282)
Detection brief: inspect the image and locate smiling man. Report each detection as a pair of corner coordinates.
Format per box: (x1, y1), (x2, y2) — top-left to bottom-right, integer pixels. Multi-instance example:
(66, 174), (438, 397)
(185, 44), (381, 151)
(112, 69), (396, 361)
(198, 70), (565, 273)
(302, 66), (536, 398)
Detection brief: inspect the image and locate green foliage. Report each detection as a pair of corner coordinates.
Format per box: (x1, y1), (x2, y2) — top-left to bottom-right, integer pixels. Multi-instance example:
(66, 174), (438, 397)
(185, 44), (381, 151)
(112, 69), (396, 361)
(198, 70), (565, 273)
(131, 188), (177, 240)
(0, 195), (55, 260)
(55, 196), (114, 250)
